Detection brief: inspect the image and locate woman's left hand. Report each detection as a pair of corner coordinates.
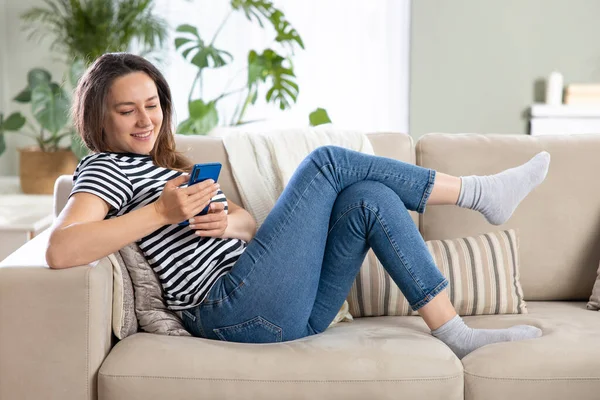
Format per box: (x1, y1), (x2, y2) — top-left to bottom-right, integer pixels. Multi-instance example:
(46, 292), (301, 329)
(189, 202), (228, 237)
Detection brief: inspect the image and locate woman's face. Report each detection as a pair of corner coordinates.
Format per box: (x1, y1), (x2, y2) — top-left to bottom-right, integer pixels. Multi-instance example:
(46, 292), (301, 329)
(103, 71), (163, 155)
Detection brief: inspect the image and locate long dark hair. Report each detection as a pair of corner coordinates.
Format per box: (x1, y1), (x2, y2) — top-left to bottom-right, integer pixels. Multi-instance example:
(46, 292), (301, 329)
(72, 52), (193, 172)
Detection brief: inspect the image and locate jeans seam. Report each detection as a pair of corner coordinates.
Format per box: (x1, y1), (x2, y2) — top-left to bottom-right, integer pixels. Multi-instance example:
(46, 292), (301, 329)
(330, 164), (423, 188)
(183, 307), (207, 338)
(213, 316), (283, 342)
(410, 278), (449, 311)
(327, 203), (364, 234)
(364, 204), (429, 298)
(417, 169), (436, 214)
(202, 165), (328, 308)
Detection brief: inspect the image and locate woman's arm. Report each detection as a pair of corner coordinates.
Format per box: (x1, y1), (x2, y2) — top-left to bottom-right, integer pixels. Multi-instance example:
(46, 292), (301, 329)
(223, 200), (257, 242)
(47, 175), (220, 269)
(46, 192), (168, 269)
(191, 200), (257, 242)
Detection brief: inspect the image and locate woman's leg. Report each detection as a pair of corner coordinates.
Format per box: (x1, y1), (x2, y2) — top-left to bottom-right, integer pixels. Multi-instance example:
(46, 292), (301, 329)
(183, 146), (441, 342)
(183, 146), (546, 354)
(307, 180), (453, 333)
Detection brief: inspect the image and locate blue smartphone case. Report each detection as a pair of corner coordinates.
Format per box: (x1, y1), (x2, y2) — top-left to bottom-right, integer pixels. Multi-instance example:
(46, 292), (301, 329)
(178, 162), (222, 226)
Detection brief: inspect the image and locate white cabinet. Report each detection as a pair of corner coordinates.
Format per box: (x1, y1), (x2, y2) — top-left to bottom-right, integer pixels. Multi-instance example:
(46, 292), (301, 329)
(530, 104), (600, 135)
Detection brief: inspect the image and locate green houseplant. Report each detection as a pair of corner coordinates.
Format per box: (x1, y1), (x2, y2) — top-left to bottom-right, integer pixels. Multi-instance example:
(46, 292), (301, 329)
(1, 0), (168, 193)
(21, 0), (168, 65)
(174, 0), (331, 135)
(0, 68), (80, 194)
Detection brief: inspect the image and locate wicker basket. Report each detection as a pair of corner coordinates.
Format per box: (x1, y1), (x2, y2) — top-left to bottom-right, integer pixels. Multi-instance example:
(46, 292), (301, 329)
(19, 147), (78, 194)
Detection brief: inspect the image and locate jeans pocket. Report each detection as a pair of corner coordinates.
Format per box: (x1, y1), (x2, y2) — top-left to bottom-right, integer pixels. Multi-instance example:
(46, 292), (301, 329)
(213, 316), (283, 343)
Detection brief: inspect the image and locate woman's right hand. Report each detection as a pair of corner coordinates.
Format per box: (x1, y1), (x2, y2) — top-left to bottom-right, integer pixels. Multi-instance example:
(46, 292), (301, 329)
(153, 174), (220, 225)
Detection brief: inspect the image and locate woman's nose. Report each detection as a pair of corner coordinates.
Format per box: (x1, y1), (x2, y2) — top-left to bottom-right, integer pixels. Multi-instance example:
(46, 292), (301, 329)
(137, 110), (152, 127)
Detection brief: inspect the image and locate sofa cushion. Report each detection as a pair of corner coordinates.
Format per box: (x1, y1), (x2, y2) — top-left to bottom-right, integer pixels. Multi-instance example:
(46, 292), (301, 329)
(462, 301), (600, 400)
(99, 317), (463, 400)
(348, 229), (527, 317)
(118, 242), (190, 336)
(416, 133), (600, 301)
(108, 251), (138, 339)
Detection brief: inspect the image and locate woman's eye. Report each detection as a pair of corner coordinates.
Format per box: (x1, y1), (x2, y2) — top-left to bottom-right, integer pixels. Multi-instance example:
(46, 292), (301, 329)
(147, 104), (158, 109)
(120, 110), (133, 115)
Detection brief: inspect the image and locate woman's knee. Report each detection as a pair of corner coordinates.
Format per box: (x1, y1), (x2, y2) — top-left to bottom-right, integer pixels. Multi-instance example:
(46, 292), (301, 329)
(336, 181), (404, 211)
(308, 145), (346, 165)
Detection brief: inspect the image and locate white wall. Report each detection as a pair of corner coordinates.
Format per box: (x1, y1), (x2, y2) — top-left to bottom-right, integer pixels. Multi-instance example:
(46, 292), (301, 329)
(0, 0), (67, 176)
(155, 0), (411, 133)
(0, 0), (411, 176)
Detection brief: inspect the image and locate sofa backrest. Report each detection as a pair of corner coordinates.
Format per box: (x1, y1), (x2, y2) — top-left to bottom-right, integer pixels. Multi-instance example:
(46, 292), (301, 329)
(54, 132), (416, 221)
(174, 132), (418, 226)
(416, 133), (600, 301)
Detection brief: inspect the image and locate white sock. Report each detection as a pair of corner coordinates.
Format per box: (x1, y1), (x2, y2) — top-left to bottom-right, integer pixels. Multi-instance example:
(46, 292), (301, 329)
(456, 152), (551, 225)
(431, 315), (542, 359)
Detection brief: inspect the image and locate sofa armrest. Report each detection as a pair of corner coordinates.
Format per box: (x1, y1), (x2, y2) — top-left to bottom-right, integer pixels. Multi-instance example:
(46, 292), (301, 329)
(0, 230), (113, 400)
(54, 174), (73, 218)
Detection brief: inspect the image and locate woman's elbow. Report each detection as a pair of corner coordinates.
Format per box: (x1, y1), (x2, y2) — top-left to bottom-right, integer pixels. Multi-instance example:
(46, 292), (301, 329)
(46, 232), (74, 269)
(46, 247), (68, 269)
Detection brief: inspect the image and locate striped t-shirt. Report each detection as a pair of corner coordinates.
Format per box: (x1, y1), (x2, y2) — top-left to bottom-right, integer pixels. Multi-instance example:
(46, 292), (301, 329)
(69, 151), (247, 310)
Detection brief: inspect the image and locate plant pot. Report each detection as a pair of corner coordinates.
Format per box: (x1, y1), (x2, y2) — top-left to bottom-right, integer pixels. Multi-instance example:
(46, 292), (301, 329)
(19, 147), (79, 194)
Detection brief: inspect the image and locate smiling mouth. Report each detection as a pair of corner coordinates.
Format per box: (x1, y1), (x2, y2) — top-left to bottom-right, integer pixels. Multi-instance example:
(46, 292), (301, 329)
(131, 129), (152, 138)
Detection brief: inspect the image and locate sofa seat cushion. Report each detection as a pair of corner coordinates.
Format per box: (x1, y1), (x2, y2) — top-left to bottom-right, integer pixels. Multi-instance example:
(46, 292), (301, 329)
(99, 317), (463, 400)
(462, 301), (600, 400)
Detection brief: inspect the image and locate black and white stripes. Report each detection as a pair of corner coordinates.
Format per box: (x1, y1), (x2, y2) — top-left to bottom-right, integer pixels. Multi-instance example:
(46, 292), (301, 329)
(71, 152), (247, 310)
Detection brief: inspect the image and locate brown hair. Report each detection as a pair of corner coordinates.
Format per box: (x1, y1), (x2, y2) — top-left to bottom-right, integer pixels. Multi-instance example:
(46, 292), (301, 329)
(72, 52), (193, 172)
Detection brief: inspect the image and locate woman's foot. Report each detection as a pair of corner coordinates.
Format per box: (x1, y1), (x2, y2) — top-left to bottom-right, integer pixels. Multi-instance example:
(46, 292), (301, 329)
(431, 315), (542, 359)
(456, 151), (551, 225)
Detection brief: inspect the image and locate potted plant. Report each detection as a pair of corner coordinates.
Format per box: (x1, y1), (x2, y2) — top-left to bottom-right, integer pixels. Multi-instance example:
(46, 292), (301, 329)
(0, 68), (83, 194)
(0, 0), (169, 194)
(174, 0), (331, 135)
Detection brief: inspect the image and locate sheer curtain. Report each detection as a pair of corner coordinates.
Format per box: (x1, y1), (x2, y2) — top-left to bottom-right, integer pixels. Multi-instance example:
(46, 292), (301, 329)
(153, 0), (410, 133)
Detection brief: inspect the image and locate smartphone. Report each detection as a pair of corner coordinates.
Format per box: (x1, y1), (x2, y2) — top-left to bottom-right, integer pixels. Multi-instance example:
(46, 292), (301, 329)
(178, 162), (222, 226)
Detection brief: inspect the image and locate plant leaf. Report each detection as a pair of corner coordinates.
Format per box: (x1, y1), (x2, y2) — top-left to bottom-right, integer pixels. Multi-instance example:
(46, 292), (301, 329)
(2, 112), (27, 131)
(175, 28), (232, 70)
(309, 108), (332, 126)
(31, 83), (70, 135)
(0, 133), (5, 156)
(174, 37), (193, 49)
(247, 49), (298, 110)
(69, 58), (86, 87)
(176, 24), (200, 38)
(231, 0), (304, 50)
(27, 68), (52, 88)
(179, 99), (219, 134)
(13, 88), (32, 103)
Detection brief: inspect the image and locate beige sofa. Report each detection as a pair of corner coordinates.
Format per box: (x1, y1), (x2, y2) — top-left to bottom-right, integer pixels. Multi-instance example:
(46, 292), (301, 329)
(1, 132), (599, 400)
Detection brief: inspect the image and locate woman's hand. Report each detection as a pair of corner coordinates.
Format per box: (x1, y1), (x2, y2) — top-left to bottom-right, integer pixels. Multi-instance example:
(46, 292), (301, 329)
(189, 202), (228, 237)
(153, 174), (220, 225)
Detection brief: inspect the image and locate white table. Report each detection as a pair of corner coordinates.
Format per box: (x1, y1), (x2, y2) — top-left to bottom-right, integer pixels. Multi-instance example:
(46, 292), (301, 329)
(0, 177), (53, 261)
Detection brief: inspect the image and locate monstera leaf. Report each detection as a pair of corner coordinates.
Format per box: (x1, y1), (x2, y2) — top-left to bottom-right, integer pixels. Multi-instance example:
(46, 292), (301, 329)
(31, 82), (70, 135)
(177, 99), (219, 135)
(13, 68), (52, 103)
(230, 0), (303, 50)
(175, 24), (232, 70)
(248, 49), (298, 110)
(0, 112), (27, 156)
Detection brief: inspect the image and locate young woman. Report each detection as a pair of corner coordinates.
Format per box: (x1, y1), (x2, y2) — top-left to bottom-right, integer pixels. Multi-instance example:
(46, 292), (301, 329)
(47, 53), (548, 359)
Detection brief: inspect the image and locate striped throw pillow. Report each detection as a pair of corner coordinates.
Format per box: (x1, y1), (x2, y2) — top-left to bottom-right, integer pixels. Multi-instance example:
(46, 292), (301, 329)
(346, 229), (527, 317)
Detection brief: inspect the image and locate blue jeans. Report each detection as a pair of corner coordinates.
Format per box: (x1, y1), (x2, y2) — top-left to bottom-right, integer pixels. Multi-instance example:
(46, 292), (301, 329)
(181, 146), (448, 343)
